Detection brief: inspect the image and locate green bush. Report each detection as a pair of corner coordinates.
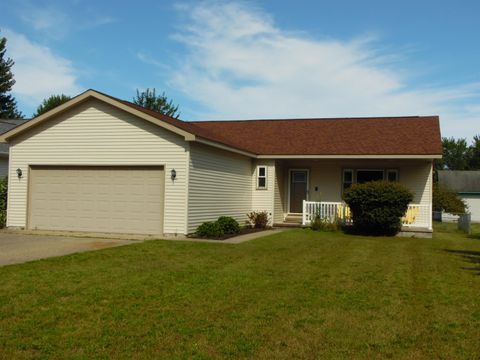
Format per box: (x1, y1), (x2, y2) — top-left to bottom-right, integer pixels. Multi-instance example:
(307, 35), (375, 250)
(217, 216), (240, 234)
(433, 184), (466, 214)
(310, 215), (338, 232)
(246, 211), (270, 228)
(195, 221), (224, 238)
(343, 181), (413, 236)
(0, 177), (7, 228)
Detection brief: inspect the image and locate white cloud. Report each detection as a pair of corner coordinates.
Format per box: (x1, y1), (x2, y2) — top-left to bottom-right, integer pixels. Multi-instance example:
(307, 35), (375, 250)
(170, 1), (480, 138)
(3, 29), (82, 106)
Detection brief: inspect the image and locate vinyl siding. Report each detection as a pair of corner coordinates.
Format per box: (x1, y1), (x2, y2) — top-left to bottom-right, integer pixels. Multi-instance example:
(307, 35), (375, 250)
(461, 195), (480, 222)
(187, 142), (252, 233)
(7, 99), (188, 234)
(252, 159), (275, 224)
(273, 160), (285, 222)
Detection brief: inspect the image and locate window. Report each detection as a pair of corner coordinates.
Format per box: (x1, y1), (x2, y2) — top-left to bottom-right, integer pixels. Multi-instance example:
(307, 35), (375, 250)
(257, 166), (267, 189)
(343, 169), (354, 190)
(356, 170), (384, 184)
(386, 169), (398, 182)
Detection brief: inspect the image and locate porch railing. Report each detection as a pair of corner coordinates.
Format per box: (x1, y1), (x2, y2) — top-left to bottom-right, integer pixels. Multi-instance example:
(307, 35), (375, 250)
(302, 201), (432, 230)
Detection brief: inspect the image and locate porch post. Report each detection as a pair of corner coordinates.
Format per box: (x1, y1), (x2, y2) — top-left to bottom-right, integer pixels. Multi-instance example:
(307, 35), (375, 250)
(302, 200), (306, 225)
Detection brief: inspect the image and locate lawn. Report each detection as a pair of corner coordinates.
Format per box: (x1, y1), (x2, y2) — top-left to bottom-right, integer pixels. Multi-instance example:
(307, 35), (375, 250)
(1, 224), (480, 359)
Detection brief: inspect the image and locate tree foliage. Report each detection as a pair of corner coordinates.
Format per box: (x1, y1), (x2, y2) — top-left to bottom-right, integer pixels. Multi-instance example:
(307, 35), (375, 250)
(432, 184), (467, 214)
(435, 136), (480, 171)
(343, 181), (413, 236)
(33, 94), (72, 117)
(133, 88), (180, 118)
(0, 34), (23, 119)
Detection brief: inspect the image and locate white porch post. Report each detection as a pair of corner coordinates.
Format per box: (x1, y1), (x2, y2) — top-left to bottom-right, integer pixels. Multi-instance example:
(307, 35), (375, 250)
(302, 200), (307, 225)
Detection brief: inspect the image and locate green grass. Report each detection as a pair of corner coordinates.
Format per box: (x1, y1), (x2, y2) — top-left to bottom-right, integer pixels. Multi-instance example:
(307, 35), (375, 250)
(1, 223), (480, 359)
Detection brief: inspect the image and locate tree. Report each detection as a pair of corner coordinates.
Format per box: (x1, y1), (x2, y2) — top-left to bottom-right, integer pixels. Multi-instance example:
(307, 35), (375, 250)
(33, 94), (71, 117)
(437, 137), (469, 170)
(133, 88), (180, 118)
(433, 184), (466, 214)
(467, 135), (480, 170)
(0, 34), (23, 119)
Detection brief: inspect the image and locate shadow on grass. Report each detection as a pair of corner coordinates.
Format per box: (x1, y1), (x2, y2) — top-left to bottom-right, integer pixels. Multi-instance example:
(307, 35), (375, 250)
(444, 249), (480, 275)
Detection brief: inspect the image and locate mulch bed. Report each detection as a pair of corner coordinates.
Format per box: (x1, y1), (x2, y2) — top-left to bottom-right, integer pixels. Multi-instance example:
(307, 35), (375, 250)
(188, 227), (271, 240)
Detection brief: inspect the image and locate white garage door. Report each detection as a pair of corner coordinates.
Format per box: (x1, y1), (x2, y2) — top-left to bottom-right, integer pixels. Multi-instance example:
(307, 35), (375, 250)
(28, 166), (164, 234)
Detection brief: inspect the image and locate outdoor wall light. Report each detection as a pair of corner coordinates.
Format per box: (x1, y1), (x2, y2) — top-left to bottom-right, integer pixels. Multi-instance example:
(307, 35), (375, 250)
(171, 169), (177, 181)
(16, 168), (22, 179)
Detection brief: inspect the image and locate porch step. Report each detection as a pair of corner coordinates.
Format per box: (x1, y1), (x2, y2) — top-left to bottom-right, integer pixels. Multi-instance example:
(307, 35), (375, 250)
(284, 213), (302, 224)
(274, 222), (307, 228)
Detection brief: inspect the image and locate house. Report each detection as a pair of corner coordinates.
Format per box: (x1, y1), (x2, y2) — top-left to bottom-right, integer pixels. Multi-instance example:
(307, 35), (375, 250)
(0, 119), (30, 177)
(0, 89), (442, 236)
(438, 170), (480, 222)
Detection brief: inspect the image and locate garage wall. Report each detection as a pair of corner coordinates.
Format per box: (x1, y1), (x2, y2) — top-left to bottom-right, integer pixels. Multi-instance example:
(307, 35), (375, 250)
(7, 99), (189, 235)
(187, 142), (252, 233)
(0, 157), (8, 177)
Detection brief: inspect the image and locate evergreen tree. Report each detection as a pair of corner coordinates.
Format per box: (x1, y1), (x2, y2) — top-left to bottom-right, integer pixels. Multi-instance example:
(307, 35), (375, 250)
(0, 34), (23, 119)
(468, 135), (480, 170)
(33, 94), (71, 117)
(133, 88), (180, 118)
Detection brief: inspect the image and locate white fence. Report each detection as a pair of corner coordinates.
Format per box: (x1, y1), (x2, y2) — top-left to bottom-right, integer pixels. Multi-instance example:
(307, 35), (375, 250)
(302, 201), (432, 230)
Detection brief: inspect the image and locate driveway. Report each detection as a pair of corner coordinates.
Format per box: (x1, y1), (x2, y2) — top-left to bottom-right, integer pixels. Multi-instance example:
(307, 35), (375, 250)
(0, 232), (138, 266)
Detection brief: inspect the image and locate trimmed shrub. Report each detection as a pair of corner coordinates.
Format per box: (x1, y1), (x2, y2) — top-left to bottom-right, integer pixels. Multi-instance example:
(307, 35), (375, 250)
(433, 184), (466, 214)
(343, 181), (413, 236)
(0, 177), (7, 228)
(217, 216), (240, 234)
(246, 211), (270, 229)
(196, 221), (224, 238)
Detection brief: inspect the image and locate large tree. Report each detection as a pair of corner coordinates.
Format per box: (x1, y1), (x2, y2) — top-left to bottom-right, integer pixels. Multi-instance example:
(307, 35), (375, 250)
(0, 34), (23, 119)
(468, 135), (480, 170)
(133, 88), (180, 118)
(436, 137), (469, 170)
(33, 94), (71, 117)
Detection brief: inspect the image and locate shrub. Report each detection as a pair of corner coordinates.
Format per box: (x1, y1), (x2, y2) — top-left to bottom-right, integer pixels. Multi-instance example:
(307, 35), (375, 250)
(310, 215), (338, 232)
(0, 177), (7, 228)
(217, 216), (240, 234)
(246, 211), (270, 229)
(343, 181), (413, 236)
(433, 184), (466, 214)
(196, 221), (224, 238)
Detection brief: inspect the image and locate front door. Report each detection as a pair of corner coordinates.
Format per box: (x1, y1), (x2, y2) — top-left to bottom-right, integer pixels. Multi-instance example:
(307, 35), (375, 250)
(289, 170), (308, 213)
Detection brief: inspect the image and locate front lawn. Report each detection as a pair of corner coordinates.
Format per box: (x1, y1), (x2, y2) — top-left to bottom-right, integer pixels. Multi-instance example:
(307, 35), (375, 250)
(1, 224), (480, 359)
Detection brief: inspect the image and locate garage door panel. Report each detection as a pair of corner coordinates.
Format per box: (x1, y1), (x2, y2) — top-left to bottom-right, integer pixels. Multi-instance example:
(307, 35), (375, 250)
(28, 166), (164, 234)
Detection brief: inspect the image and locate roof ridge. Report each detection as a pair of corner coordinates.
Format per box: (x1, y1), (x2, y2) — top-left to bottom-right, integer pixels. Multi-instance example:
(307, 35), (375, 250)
(190, 115), (439, 124)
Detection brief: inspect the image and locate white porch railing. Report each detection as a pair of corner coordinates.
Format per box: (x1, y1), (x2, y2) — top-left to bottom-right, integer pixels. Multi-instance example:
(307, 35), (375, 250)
(302, 201), (432, 230)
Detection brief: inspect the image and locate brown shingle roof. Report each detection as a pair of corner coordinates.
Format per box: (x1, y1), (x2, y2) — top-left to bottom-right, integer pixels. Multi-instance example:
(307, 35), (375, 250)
(104, 91), (442, 156)
(191, 116), (442, 155)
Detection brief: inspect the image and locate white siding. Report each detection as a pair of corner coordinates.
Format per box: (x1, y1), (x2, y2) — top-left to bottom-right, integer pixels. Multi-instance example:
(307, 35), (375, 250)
(0, 157), (8, 177)
(398, 161), (433, 205)
(461, 195), (480, 222)
(187, 143), (252, 233)
(252, 159), (275, 224)
(273, 161), (285, 223)
(7, 99), (189, 235)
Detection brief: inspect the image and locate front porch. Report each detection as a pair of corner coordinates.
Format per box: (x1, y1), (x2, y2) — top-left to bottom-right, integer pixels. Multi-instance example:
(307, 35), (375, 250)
(268, 158), (434, 233)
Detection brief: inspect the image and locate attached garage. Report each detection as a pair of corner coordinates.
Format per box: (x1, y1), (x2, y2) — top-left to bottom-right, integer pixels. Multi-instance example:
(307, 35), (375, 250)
(28, 166), (165, 234)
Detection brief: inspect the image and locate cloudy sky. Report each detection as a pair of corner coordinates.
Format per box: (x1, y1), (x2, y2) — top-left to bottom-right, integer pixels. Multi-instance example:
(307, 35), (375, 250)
(0, 0), (479, 138)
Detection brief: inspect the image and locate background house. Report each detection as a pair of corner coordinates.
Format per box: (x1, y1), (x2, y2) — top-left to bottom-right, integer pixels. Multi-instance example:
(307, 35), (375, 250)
(0, 119), (30, 177)
(438, 170), (480, 222)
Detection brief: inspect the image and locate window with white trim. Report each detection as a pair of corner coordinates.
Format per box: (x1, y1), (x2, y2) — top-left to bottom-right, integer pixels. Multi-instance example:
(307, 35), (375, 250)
(257, 166), (267, 189)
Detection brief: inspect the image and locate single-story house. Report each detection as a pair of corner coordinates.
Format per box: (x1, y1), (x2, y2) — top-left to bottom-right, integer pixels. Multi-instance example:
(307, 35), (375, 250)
(438, 170), (480, 222)
(0, 89), (442, 236)
(0, 119), (30, 177)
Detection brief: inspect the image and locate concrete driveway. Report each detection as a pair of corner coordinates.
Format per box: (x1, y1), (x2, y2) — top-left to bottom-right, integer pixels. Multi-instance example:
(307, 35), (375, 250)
(0, 232), (138, 266)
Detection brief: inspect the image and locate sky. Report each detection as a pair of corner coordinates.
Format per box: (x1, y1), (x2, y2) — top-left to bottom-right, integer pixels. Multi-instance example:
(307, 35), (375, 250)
(0, 0), (479, 139)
